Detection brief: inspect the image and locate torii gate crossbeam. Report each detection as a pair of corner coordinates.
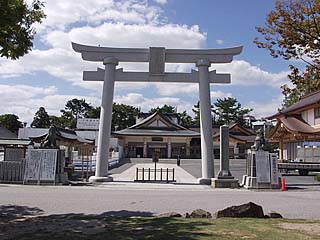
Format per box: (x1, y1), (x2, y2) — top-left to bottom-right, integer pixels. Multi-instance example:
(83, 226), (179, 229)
(72, 42), (243, 185)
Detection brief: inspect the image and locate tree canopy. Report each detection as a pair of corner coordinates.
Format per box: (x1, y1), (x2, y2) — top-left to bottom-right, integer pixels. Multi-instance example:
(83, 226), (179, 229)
(254, 0), (320, 107)
(178, 110), (193, 126)
(60, 98), (93, 129)
(112, 103), (140, 131)
(149, 104), (193, 126)
(149, 105), (176, 114)
(0, 0), (46, 59)
(192, 101), (215, 126)
(31, 107), (50, 128)
(0, 114), (23, 134)
(213, 98), (252, 125)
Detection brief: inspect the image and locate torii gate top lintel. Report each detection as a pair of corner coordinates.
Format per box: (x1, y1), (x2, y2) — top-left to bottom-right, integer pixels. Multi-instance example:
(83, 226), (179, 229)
(71, 42), (243, 64)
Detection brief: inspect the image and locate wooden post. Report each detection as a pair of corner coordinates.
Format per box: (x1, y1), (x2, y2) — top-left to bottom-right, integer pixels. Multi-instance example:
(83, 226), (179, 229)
(136, 168), (138, 181)
(279, 137), (284, 163)
(172, 168), (175, 182)
(142, 168), (145, 182)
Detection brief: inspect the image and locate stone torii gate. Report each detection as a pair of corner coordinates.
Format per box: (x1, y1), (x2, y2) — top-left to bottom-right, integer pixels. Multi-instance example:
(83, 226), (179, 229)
(72, 42), (242, 184)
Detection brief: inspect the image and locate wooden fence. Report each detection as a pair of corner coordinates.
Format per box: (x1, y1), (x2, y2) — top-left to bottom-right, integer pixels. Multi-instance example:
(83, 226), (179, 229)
(0, 160), (26, 183)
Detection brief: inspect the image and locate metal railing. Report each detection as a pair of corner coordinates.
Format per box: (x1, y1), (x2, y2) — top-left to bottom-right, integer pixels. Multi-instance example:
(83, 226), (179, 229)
(135, 167), (175, 183)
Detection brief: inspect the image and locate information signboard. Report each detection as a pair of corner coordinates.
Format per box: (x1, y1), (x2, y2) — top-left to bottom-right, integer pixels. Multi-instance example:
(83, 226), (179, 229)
(4, 148), (25, 161)
(24, 149), (58, 184)
(270, 154), (279, 186)
(76, 118), (100, 130)
(255, 151), (271, 183)
(39, 150), (57, 181)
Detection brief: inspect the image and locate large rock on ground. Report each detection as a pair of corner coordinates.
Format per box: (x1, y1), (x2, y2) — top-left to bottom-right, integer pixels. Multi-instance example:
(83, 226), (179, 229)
(186, 209), (212, 218)
(267, 211), (283, 218)
(215, 202), (264, 218)
(157, 212), (182, 218)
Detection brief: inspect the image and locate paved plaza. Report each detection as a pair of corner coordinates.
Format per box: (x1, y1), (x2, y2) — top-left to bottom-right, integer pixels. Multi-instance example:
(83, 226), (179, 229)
(0, 159), (320, 220)
(1, 182), (320, 220)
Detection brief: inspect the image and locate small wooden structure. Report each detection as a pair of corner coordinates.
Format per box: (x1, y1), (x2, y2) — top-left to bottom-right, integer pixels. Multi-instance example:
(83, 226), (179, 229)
(267, 90), (320, 162)
(0, 139), (30, 183)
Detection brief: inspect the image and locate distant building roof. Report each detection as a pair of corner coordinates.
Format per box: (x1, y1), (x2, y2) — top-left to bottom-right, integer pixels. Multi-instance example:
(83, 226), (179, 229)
(268, 116), (320, 140)
(18, 127), (93, 144)
(0, 126), (17, 139)
(212, 123), (256, 144)
(114, 112), (200, 137)
(0, 139), (31, 146)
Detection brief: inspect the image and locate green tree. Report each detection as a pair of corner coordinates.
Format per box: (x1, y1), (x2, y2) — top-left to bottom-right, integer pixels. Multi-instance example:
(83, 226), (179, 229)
(0, 114), (23, 134)
(112, 103), (140, 131)
(149, 104), (176, 114)
(178, 110), (193, 126)
(213, 98), (252, 125)
(83, 103), (140, 131)
(48, 115), (67, 128)
(0, 0), (46, 59)
(192, 102), (201, 126)
(254, 0), (320, 106)
(192, 101), (215, 126)
(60, 98), (93, 129)
(31, 107), (50, 128)
(86, 107), (101, 119)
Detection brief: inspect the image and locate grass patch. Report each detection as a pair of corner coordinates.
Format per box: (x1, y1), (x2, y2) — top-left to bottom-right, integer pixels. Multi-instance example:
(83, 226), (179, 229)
(1, 216), (320, 240)
(315, 174), (320, 182)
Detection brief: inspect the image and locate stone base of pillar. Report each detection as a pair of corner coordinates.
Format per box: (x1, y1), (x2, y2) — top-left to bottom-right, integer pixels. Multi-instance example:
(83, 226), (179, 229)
(89, 176), (113, 183)
(217, 170), (234, 179)
(241, 175), (248, 186)
(197, 178), (212, 185)
(211, 178), (239, 188)
(243, 176), (257, 189)
(243, 176), (272, 189)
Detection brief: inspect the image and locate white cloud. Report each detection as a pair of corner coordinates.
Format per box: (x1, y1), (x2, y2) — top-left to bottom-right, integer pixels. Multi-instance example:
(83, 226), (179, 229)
(156, 83), (198, 96)
(153, 0), (168, 4)
(153, 59), (289, 96)
(211, 60), (290, 88)
(211, 90), (233, 99)
(0, 84), (100, 124)
(0, 85), (57, 101)
(246, 95), (283, 119)
(32, 0), (165, 31)
(114, 93), (194, 114)
(216, 39), (224, 45)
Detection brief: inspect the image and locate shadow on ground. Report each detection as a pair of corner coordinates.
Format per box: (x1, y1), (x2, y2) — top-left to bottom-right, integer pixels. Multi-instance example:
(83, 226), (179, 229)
(0, 205), (211, 240)
(0, 205), (44, 221)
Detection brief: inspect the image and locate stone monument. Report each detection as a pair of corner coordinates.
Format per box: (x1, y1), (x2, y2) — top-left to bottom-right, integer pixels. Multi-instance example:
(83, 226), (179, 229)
(212, 125), (239, 188)
(72, 43), (242, 184)
(242, 130), (279, 189)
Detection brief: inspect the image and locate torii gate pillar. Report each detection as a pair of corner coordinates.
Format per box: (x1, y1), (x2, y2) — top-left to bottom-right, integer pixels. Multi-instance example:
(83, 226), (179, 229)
(90, 57), (118, 182)
(197, 59), (214, 184)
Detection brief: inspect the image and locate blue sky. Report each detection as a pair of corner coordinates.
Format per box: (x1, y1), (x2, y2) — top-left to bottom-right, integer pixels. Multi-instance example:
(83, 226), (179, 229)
(0, 0), (294, 124)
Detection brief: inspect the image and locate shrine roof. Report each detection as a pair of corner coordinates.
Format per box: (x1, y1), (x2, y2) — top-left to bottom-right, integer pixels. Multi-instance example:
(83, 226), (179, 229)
(267, 90), (320, 119)
(0, 126), (17, 139)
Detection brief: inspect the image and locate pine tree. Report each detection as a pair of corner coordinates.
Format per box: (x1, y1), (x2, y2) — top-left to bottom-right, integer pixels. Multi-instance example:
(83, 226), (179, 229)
(31, 107), (50, 128)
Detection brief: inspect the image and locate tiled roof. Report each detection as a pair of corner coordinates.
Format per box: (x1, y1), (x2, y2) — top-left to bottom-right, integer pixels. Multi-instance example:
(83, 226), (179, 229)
(280, 116), (320, 134)
(0, 126), (17, 139)
(129, 112), (185, 130)
(268, 90), (320, 119)
(113, 128), (200, 137)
